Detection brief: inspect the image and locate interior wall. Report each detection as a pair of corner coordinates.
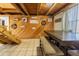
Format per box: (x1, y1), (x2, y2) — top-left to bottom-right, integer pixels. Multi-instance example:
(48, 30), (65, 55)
(0, 15), (54, 39)
(53, 4), (75, 31)
(11, 15), (54, 39)
(54, 12), (64, 31)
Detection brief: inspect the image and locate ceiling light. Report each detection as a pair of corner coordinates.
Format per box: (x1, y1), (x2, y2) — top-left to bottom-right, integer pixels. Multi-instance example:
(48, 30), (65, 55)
(46, 3), (53, 7)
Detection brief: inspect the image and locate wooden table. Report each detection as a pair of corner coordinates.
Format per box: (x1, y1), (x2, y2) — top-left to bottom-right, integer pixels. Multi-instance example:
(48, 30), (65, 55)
(68, 50), (79, 56)
(44, 31), (79, 41)
(44, 31), (79, 55)
(44, 31), (79, 48)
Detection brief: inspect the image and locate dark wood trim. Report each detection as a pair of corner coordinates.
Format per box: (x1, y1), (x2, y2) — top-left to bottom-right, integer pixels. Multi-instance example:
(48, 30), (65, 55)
(0, 12), (22, 15)
(53, 4), (70, 15)
(11, 3), (26, 15)
(19, 3), (30, 16)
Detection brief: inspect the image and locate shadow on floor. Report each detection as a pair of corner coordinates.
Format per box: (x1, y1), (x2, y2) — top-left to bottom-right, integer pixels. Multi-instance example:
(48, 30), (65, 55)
(37, 47), (43, 56)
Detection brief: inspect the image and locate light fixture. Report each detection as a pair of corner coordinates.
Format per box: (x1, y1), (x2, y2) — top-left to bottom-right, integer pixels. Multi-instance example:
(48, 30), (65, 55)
(46, 3), (53, 7)
(31, 16), (37, 18)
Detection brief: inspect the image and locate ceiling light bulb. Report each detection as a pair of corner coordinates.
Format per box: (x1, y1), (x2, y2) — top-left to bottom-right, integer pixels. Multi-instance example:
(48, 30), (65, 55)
(46, 3), (53, 7)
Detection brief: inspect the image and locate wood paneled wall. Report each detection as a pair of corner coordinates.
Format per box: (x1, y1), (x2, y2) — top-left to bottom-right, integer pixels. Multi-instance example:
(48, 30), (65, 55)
(0, 15), (54, 39)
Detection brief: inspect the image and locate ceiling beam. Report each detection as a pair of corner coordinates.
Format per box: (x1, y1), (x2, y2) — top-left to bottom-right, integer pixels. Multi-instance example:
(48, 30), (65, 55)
(46, 3), (57, 15)
(0, 7), (2, 11)
(0, 5), (21, 14)
(37, 3), (42, 16)
(0, 12), (22, 15)
(0, 6), (21, 15)
(19, 3), (30, 16)
(53, 4), (70, 15)
(1, 10), (20, 13)
(11, 3), (25, 15)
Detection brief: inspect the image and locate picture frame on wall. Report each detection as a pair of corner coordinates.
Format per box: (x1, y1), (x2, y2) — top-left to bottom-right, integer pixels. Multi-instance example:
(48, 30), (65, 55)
(55, 18), (62, 23)
(41, 20), (46, 26)
(14, 17), (19, 21)
(11, 23), (17, 29)
(48, 18), (52, 22)
(22, 17), (27, 22)
(30, 20), (39, 24)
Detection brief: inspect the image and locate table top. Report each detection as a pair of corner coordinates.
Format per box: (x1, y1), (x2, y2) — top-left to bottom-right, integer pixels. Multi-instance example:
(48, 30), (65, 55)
(44, 31), (79, 51)
(68, 50), (79, 56)
(45, 31), (79, 41)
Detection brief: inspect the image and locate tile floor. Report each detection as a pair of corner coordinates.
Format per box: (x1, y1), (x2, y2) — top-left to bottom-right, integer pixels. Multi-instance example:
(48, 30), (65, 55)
(0, 39), (40, 56)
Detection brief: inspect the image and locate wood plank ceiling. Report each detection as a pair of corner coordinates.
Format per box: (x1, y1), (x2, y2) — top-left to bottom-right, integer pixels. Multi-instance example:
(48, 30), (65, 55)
(0, 3), (70, 15)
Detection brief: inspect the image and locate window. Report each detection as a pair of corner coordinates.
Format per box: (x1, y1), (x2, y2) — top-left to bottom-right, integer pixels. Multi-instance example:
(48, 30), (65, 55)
(2, 20), (5, 26)
(0, 16), (9, 30)
(76, 4), (79, 33)
(76, 21), (79, 33)
(54, 4), (79, 41)
(65, 5), (78, 33)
